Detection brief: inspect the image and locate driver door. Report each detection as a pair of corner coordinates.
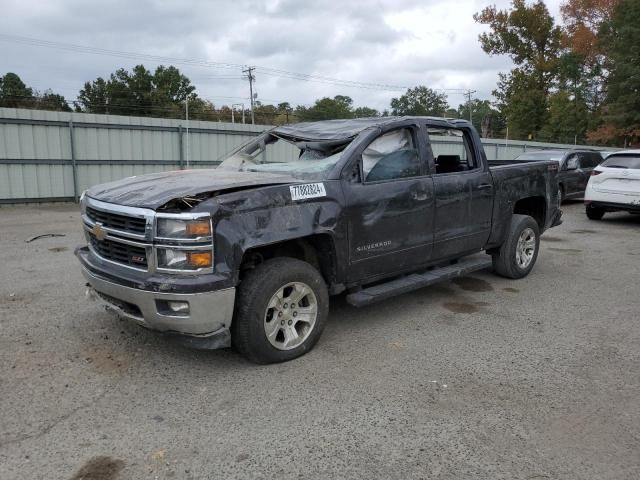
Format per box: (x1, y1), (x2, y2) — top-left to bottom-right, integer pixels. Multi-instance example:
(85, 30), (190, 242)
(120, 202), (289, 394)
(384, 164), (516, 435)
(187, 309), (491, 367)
(342, 124), (435, 283)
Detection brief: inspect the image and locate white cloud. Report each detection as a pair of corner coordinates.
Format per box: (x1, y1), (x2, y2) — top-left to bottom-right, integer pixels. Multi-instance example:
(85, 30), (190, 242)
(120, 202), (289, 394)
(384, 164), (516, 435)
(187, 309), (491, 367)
(0, 0), (565, 112)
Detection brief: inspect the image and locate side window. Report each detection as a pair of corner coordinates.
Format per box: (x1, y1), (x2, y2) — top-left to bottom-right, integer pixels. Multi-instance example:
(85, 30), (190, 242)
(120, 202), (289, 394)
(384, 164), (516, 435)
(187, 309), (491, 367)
(428, 127), (478, 174)
(586, 153), (602, 167)
(362, 128), (421, 182)
(565, 154), (578, 170)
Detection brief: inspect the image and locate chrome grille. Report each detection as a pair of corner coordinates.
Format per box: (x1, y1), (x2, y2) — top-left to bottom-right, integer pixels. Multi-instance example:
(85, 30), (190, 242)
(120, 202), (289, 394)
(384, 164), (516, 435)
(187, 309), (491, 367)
(88, 232), (148, 268)
(86, 206), (147, 235)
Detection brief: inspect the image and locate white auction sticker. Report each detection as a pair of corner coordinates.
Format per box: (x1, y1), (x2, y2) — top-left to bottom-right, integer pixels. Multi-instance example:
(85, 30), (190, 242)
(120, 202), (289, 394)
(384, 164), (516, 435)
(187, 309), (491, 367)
(289, 183), (327, 201)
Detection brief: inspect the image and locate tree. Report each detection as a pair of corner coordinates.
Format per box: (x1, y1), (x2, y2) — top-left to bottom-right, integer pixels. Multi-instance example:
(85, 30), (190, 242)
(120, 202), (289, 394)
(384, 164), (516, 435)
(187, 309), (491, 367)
(560, 0), (620, 122)
(390, 86), (448, 116)
(77, 64), (196, 117)
(588, 0), (640, 146)
(539, 90), (588, 143)
(0, 72), (34, 108)
(37, 90), (72, 112)
(457, 99), (505, 137)
(0, 72), (71, 111)
(76, 77), (109, 113)
(353, 106), (380, 118)
(561, 0), (619, 62)
(296, 95), (355, 121)
(474, 0), (562, 139)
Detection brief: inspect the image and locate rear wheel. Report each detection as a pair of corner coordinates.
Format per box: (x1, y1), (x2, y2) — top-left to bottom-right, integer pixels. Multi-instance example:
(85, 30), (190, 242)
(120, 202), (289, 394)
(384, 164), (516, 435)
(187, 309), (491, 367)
(492, 214), (540, 279)
(586, 204), (605, 220)
(232, 257), (329, 364)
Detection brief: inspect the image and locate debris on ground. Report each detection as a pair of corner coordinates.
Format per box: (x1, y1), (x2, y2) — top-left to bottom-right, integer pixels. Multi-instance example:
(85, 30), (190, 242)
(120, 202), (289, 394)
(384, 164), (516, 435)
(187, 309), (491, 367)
(25, 233), (66, 243)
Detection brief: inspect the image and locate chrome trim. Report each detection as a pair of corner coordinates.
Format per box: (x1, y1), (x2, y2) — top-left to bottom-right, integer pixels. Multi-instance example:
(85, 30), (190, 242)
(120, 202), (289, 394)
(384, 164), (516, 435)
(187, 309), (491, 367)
(84, 228), (150, 273)
(81, 265), (236, 336)
(82, 214), (147, 241)
(87, 244), (150, 273)
(83, 195), (214, 275)
(83, 223), (151, 248)
(85, 196), (155, 241)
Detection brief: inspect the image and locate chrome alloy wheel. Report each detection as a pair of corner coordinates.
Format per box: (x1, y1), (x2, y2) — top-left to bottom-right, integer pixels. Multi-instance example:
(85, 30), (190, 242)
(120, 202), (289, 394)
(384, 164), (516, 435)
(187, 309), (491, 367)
(515, 227), (536, 269)
(263, 282), (318, 351)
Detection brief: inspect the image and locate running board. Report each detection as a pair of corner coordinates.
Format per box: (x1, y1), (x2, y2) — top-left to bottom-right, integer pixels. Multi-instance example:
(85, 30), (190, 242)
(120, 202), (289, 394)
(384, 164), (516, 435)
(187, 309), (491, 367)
(346, 256), (493, 307)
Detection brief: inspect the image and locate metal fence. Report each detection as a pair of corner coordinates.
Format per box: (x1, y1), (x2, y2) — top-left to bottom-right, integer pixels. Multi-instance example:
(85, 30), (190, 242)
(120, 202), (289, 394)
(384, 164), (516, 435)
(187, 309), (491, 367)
(0, 107), (610, 204)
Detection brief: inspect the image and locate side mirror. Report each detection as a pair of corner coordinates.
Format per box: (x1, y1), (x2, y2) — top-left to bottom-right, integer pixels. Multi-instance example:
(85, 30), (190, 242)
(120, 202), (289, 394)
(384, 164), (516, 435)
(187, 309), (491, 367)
(566, 158), (578, 170)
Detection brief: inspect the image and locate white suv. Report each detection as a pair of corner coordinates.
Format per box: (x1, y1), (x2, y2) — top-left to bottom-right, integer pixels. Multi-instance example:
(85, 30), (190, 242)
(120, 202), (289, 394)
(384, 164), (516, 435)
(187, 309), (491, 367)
(584, 150), (640, 220)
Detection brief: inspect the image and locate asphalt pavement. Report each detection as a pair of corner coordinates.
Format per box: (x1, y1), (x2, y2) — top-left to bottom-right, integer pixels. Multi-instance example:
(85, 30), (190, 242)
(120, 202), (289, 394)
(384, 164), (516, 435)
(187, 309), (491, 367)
(1, 202), (639, 479)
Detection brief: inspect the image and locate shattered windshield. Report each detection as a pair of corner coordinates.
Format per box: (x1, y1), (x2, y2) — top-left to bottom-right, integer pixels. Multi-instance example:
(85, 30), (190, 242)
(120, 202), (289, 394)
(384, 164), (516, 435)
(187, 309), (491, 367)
(218, 132), (351, 180)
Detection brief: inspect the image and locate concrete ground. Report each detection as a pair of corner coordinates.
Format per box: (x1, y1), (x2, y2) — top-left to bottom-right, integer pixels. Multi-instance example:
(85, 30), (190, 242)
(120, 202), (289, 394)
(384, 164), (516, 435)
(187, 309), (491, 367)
(0, 202), (639, 480)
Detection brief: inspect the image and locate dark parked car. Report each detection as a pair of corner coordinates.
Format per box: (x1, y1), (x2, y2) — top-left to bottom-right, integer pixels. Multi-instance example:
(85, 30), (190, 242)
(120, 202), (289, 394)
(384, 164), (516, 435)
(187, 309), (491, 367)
(514, 149), (604, 204)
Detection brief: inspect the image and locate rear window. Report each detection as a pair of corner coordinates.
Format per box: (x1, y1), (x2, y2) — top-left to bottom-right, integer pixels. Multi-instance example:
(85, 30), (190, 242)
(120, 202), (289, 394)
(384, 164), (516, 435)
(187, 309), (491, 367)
(600, 155), (640, 169)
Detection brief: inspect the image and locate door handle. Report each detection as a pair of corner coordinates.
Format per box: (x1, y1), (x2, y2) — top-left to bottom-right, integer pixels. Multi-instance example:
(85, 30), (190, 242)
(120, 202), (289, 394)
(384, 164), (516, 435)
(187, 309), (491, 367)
(411, 191), (428, 201)
(477, 183), (493, 190)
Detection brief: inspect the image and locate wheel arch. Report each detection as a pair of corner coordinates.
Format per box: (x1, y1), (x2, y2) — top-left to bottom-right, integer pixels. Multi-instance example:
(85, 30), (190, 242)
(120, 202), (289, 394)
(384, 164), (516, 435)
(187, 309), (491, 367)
(239, 234), (338, 288)
(513, 196), (546, 230)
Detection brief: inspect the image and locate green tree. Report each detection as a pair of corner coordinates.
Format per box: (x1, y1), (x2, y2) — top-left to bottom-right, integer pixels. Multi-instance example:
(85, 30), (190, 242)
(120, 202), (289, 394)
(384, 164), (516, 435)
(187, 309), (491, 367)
(37, 90), (72, 112)
(474, 0), (562, 139)
(589, 0), (640, 146)
(539, 90), (588, 143)
(353, 106), (380, 118)
(0, 72), (71, 111)
(296, 95), (355, 121)
(0, 72), (34, 107)
(76, 77), (109, 113)
(390, 86), (448, 116)
(457, 99), (505, 137)
(77, 65), (196, 117)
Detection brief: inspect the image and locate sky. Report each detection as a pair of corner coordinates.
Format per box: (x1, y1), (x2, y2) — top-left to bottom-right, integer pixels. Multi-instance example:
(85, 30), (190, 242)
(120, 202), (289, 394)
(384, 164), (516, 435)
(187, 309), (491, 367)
(0, 0), (564, 113)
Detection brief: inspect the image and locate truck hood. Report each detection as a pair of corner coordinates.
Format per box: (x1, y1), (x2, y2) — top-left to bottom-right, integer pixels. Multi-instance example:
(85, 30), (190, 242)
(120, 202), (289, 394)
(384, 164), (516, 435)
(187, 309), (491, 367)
(86, 169), (297, 209)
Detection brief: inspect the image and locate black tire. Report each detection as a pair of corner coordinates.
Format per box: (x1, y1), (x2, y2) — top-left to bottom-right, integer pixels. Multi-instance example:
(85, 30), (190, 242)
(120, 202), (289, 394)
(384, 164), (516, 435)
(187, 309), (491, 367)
(492, 214), (540, 279)
(232, 257), (329, 364)
(586, 204), (605, 220)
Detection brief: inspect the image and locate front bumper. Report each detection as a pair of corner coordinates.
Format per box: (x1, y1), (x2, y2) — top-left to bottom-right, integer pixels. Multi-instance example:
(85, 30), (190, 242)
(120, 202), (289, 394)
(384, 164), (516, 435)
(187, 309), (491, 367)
(80, 263), (236, 347)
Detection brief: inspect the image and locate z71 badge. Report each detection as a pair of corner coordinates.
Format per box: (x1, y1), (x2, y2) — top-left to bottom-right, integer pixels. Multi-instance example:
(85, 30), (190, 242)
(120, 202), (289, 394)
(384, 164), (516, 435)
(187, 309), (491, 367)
(290, 183), (327, 201)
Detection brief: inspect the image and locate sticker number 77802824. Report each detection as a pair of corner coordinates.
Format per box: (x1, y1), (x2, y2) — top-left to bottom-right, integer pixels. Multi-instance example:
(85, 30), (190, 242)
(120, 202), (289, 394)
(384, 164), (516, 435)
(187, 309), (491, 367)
(289, 183), (327, 201)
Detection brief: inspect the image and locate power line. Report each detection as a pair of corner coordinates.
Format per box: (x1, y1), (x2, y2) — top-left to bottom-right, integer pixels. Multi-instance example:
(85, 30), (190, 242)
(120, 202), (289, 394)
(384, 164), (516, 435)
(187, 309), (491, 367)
(0, 33), (476, 95)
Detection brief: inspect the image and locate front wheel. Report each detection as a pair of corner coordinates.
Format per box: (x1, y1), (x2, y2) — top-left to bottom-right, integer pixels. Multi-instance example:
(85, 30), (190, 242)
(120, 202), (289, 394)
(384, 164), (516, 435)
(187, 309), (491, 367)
(232, 257), (329, 364)
(586, 204), (605, 220)
(492, 214), (540, 279)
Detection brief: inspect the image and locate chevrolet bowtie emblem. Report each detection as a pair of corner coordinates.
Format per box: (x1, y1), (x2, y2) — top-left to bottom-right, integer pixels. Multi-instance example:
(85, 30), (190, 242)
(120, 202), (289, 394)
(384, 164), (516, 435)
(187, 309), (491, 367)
(93, 223), (107, 241)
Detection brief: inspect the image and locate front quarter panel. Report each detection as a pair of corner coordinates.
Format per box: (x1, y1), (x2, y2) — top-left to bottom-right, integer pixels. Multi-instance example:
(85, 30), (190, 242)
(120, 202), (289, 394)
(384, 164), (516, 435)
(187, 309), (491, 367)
(208, 180), (347, 282)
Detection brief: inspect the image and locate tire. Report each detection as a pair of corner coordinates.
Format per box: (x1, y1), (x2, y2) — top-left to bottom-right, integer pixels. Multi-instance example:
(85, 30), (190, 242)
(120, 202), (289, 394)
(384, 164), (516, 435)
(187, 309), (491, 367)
(492, 214), (540, 279)
(586, 204), (605, 220)
(232, 257), (329, 364)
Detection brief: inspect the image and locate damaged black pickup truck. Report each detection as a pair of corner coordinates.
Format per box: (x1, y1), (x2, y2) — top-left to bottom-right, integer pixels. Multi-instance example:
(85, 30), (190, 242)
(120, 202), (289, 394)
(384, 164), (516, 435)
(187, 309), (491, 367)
(76, 117), (562, 363)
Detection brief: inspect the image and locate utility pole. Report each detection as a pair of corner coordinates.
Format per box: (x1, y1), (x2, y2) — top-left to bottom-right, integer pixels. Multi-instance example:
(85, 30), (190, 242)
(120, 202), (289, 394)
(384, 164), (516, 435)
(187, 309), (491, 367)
(465, 89), (477, 124)
(243, 66), (256, 124)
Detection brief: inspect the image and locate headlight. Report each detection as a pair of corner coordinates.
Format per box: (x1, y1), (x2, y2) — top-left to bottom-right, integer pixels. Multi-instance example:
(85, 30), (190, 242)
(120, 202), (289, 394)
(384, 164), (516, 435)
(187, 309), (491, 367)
(157, 248), (213, 270)
(156, 218), (211, 239)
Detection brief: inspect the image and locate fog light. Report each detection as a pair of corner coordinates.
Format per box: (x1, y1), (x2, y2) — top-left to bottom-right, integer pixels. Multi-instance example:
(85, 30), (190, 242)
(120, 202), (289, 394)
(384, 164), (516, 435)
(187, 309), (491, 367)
(168, 301), (190, 314)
